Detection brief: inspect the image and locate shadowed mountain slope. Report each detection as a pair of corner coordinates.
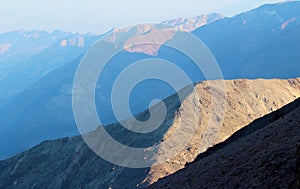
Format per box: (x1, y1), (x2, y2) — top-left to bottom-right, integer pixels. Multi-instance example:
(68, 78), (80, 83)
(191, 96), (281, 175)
(193, 1), (300, 79)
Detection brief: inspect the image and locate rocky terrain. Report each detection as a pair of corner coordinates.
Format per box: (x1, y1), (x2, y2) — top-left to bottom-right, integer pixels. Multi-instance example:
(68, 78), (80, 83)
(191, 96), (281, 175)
(147, 97), (300, 189)
(0, 78), (299, 189)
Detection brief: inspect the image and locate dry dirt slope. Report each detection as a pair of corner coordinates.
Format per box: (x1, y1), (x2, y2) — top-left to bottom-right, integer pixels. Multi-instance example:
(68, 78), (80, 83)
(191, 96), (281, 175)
(0, 78), (299, 189)
(147, 97), (300, 189)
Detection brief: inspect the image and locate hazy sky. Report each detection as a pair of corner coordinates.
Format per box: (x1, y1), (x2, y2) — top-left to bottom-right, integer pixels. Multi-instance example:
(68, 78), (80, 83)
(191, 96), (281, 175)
(0, 0), (284, 34)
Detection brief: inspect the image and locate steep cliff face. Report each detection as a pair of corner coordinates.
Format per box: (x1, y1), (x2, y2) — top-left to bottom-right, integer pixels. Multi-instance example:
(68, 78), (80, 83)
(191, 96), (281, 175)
(147, 98), (300, 189)
(0, 78), (299, 189)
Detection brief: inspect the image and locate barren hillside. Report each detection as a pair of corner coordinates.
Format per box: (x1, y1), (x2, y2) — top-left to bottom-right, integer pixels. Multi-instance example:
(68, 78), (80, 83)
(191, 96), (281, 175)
(143, 78), (300, 185)
(147, 97), (300, 189)
(0, 78), (299, 189)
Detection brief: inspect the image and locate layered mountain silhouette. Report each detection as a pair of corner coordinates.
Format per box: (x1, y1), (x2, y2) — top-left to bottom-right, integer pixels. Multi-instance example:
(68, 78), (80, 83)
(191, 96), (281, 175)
(0, 78), (299, 188)
(0, 31), (102, 108)
(0, 13), (224, 103)
(0, 30), (76, 58)
(0, 24), (209, 159)
(0, 1), (299, 164)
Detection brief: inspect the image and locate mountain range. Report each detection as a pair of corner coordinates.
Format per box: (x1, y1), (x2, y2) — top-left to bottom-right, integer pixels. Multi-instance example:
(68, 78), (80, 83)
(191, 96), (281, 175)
(0, 30), (101, 108)
(0, 2), (300, 188)
(0, 1), (299, 166)
(0, 13), (224, 159)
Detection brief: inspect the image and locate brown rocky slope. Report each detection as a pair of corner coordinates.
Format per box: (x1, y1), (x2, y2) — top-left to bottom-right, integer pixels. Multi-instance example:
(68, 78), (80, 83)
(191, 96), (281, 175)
(142, 78), (300, 186)
(147, 97), (300, 189)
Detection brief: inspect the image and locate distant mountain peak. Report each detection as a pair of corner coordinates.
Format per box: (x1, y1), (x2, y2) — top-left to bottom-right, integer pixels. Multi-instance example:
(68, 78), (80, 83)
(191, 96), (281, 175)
(107, 24), (176, 56)
(106, 13), (224, 56)
(161, 13), (224, 32)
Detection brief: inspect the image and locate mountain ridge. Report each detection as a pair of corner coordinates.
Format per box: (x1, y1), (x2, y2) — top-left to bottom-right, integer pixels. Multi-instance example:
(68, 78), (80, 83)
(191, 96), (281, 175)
(0, 78), (299, 188)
